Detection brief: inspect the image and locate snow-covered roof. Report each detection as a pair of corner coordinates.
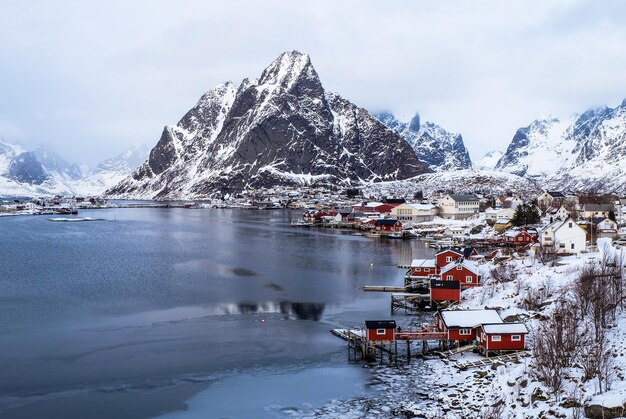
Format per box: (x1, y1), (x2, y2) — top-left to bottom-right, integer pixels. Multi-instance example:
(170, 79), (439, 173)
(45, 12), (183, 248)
(481, 323), (528, 334)
(440, 259), (480, 275)
(411, 259), (436, 268)
(495, 217), (511, 224)
(404, 203), (436, 211)
(439, 309), (502, 328)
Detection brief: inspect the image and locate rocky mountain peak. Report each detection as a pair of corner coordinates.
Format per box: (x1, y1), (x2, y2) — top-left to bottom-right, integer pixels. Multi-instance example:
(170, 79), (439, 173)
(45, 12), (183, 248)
(409, 113), (420, 132)
(374, 112), (472, 172)
(106, 52), (427, 199)
(257, 51), (317, 91)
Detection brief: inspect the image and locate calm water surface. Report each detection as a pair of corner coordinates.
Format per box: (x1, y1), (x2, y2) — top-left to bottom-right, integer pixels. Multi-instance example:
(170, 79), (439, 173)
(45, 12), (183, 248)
(0, 208), (433, 418)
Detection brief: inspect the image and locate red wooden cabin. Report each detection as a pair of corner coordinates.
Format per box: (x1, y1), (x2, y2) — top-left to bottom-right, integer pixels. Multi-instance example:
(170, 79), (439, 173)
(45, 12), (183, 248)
(409, 259), (437, 277)
(365, 320), (396, 342)
(430, 279), (461, 303)
(435, 248), (464, 271)
(435, 309), (503, 342)
(504, 229), (536, 244)
(374, 219), (402, 232)
(476, 323), (528, 354)
(440, 259), (481, 288)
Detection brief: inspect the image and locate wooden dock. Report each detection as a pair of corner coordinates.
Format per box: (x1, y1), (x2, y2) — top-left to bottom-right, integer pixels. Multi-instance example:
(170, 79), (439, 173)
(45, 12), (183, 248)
(362, 285), (407, 292)
(391, 292), (431, 313)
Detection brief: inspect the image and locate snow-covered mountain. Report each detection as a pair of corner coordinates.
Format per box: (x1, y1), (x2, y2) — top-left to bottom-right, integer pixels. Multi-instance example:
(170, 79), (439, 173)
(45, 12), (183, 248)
(473, 150), (503, 170)
(0, 140), (149, 197)
(107, 51), (428, 199)
(496, 99), (626, 192)
(374, 112), (472, 172)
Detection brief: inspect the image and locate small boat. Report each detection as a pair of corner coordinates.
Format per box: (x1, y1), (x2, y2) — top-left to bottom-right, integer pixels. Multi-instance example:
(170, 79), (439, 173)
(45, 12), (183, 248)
(388, 232), (403, 239)
(365, 232), (382, 238)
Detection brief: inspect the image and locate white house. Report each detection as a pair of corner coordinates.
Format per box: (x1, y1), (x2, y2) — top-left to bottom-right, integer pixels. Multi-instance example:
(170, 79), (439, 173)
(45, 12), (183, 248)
(595, 217), (618, 239)
(390, 203), (437, 223)
(485, 207), (515, 224)
(437, 194), (480, 220)
(540, 217), (586, 254)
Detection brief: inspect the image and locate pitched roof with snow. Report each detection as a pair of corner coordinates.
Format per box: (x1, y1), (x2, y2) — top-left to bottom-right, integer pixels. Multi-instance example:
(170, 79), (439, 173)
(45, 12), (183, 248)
(411, 259), (436, 268)
(440, 259), (480, 275)
(481, 323), (528, 334)
(438, 309), (503, 329)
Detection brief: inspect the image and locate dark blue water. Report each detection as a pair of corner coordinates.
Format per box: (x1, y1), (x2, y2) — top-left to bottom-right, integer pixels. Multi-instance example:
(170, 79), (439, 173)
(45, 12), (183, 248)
(0, 209), (433, 418)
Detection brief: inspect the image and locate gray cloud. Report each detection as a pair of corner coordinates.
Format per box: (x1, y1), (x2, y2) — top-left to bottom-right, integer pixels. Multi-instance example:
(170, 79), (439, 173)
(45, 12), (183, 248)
(0, 0), (625, 166)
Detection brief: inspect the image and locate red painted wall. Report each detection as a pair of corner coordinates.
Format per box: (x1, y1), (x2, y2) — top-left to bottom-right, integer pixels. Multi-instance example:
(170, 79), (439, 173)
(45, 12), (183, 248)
(430, 287), (461, 302)
(366, 328), (395, 342)
(440, 266), (480, 287)
(478, 329), (526, 351)
(435, 250), (462, 270)
(410, 266), (436, 276)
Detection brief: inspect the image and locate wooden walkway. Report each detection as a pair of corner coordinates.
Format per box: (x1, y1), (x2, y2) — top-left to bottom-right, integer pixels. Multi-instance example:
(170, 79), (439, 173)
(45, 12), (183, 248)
(455, 351), (528, 369)
(436, 343), (476, 358)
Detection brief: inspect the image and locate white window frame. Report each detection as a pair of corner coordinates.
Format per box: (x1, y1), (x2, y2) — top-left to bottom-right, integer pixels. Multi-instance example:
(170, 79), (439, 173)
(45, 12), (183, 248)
(376, 328), (386, 335)
(446, 256), (452, 262)
(459, 328), (471, 336)
(456, 266), (462, 270)
(511, 335), (521, 341)
(491, 335), (501, 342)
(446, 275), (453, 281)
(465, 276), (472, 283)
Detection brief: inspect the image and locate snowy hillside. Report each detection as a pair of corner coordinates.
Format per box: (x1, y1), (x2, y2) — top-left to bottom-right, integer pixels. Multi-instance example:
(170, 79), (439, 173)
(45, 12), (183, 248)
(106, 51), (428, 200)
(375, 112), (472, 172)
(362, 169), (541, 199)
(473, 150), (503, 170)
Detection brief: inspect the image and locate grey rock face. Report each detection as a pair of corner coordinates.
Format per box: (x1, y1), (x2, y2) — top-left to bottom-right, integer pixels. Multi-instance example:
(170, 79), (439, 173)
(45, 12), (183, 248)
(107, 51), (428, 199)
(374, 112), (472, 172)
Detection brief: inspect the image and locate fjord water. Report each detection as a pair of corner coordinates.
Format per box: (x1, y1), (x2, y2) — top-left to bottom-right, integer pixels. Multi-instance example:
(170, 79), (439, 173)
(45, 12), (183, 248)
(0, 208), (432, 418)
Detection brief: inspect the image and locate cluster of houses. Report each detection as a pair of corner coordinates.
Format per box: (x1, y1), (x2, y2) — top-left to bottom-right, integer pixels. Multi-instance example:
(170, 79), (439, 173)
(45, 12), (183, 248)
(364, 308), (528, 356)
(408, 246), (482, 303)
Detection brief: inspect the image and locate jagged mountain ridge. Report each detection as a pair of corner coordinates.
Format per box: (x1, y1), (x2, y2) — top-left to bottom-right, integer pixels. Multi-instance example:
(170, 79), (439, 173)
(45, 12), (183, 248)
(0, 140), (149, 197)
(107, 51), (428, 199)
(496, 99), (626, 192)
(374, 112), (472, 172)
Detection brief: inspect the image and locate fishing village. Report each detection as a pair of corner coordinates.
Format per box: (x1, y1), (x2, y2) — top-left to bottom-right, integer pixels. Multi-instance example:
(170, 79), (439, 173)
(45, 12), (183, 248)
(286, 190), (626, 418)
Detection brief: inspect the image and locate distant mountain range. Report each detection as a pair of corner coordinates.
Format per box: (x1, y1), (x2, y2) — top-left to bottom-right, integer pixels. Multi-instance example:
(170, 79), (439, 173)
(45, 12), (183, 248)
(495, 99), (626, 192)
(1, 50), (625, 198)
(0, 140), (149, 197)
(106, 51), (427, 199)
(374, 112), (472, 172)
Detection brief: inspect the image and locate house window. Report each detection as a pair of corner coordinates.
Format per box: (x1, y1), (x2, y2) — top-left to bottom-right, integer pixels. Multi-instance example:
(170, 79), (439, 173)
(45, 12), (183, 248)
(559, 243), (565, 248)
(376, 329), (386, 335)
(425, 268), (430, 272)
(446, 256), (452, 262)
(491, 335), (501, 342)
(456, 266), (462, 270)
(571, 243), (575, 250)
(459, 328), (471, 335)
(511, 335), (521, 341)
(446, 275), (453, 281)
(466, 276), (472, 283)
(569, 222), (572, 228)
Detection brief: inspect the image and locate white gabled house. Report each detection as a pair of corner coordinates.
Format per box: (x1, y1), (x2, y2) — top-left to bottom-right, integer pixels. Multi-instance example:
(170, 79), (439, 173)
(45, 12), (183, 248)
(437, 194), (480, 220)
(540, 217), (586, 254)
(390, 203), (437, 223)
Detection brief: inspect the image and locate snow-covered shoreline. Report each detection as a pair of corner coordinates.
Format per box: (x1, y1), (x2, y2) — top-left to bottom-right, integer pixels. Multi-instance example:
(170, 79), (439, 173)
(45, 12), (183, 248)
(303, 241), (626, 418)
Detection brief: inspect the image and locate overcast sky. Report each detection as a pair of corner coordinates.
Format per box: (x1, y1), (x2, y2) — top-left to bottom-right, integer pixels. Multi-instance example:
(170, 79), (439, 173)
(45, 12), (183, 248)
(1, 0), (625, 167)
